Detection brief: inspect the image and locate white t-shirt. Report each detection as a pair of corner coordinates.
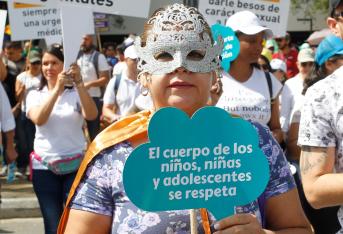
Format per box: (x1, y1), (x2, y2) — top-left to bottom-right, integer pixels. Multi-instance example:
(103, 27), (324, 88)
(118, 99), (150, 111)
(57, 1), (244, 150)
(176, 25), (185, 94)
(16, 71), (41, 112)
(26, 87), (86, 170)
(0, 82), (15, 132)
(216, 68), (282, 125)
(279, 74), (304, 133)
(103, 72), (140, 116)
(298, 66), (343, 230)
(112, 61), (126, 76)
(77, 51), (109, 98)
(135, 94), (153, 111)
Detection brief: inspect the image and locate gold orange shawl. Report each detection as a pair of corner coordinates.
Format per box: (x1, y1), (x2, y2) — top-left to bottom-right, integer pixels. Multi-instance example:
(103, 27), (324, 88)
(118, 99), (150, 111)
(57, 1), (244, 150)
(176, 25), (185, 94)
(57, 110), (210, 234)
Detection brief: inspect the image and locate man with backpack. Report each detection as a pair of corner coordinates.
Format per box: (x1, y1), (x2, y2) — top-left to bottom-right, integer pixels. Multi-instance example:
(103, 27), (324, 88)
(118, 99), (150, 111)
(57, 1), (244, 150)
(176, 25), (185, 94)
(77, 35), (110, 141)
(102, 45), (141, 124)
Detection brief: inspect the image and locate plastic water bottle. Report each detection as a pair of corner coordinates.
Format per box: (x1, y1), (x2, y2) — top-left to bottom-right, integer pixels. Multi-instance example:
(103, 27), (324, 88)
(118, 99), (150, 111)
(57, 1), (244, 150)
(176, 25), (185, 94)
(7, 162), (16, 183)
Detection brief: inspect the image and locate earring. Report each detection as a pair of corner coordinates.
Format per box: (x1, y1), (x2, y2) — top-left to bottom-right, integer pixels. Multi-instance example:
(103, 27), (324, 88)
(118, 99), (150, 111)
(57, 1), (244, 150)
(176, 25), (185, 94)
(140, 85), (149, 96)
(214, 77), (223, 94)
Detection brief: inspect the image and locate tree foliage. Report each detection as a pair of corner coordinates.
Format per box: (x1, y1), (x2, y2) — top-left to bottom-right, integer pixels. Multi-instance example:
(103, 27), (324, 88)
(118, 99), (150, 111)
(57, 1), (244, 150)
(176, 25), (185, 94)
(291, 0), (329, 17)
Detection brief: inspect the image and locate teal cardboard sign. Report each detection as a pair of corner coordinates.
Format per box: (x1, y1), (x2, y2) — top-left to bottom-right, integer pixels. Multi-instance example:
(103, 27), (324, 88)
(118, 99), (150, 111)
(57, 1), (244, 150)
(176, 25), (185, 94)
(211, 24), (240, 72)
(123, 107), (269, 220)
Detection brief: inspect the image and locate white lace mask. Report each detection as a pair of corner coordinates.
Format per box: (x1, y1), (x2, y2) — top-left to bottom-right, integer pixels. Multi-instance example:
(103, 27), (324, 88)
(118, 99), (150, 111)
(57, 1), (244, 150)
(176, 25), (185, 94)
(135, 4), (223, 75)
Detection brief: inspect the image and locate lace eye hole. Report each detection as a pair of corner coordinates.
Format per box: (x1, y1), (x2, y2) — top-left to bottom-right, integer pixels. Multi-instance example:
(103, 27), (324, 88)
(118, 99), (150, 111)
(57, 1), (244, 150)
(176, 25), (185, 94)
(186, 50), (205, 61)
(154, 52), (173, 62)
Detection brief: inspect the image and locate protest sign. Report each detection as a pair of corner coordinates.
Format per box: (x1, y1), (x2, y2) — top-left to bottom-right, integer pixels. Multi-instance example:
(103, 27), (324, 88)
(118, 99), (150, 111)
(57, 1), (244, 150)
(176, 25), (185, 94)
(0, 10), (7, 50)
(211, 24), (240, 71)
(7, 0), (61, 41)
(60, 5), (94, 70)
(124, 107), (270, 219)
(199, 0), (291, 37)
(9, 0), (151, 18)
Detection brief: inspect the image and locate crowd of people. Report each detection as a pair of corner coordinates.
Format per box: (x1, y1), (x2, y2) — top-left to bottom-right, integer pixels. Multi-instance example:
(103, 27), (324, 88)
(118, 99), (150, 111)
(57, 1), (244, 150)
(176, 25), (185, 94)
(1, 0), (343, 233)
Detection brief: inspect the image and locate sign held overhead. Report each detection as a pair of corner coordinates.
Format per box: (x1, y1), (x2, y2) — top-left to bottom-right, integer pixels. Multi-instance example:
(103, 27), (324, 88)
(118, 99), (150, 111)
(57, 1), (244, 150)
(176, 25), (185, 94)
(198, 0), (291, 37)
(7, 0), (151, 18)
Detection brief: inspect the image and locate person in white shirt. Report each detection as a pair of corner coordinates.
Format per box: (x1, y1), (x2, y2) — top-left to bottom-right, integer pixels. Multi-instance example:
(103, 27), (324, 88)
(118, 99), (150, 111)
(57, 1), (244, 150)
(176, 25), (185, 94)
(270, 58), (287, 84)
(112, 44), (126, 77)
(26, 44), (97, 234)
(0, 82), (17, 203)
(77, 35), (110, 140)
(14, 50), (42, 177)
(102, 45), (141, 123)
(280, 48), (315, 138)
(298, 34), (343, 233)
(216, 11), (283, 143)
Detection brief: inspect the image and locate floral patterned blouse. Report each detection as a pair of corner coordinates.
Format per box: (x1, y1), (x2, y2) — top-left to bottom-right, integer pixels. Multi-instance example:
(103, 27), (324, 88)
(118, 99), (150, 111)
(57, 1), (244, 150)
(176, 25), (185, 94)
(298, 66), (343, 232)
(70, 122), (295, 233)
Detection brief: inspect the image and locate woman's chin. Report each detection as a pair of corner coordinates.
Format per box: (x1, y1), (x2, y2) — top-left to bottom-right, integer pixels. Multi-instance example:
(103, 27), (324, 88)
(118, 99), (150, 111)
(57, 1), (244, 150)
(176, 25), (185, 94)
(167, 97), (204, 114)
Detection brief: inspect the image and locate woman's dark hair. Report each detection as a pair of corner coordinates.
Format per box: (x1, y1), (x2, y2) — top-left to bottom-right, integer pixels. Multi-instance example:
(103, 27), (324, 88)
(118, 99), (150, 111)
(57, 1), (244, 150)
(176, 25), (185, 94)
(302, 54), (343, 95)
(38, 43), (64, 90)
(302, 64), (323, 95)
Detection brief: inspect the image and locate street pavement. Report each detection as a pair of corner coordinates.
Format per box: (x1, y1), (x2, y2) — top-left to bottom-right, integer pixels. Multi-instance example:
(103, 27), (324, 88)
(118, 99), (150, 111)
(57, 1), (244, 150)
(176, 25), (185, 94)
(0, 175), (41, 219)
(0, 218), (44, 234)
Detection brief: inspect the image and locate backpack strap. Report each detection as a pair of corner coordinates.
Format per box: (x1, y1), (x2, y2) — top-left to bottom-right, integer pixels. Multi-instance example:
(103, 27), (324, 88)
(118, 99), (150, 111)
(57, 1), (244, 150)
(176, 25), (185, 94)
(77, 50), (100, 79)
(265, 71), (273, 101)
(92, 51), (100, 79)
(113, 73), (122, 97)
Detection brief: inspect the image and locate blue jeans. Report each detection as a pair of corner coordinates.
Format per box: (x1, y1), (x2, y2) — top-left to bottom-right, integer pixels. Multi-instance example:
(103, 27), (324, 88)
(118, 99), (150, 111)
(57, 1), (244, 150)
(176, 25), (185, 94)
(86, 97), (101, 141)
(32, 169), (77, 234)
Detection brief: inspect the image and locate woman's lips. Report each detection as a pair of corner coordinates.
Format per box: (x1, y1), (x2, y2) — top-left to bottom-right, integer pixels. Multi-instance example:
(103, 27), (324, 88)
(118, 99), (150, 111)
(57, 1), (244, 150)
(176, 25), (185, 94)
(168, 81), (194, 88)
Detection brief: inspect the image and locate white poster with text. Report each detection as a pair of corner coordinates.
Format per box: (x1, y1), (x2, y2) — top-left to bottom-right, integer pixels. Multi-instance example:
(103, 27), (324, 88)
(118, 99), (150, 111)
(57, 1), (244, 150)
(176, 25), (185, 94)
(198, 0), (290, 37)
(6, 0), (151, 18)
(0, 10), (7, 50)
(7, 0), (61, 41)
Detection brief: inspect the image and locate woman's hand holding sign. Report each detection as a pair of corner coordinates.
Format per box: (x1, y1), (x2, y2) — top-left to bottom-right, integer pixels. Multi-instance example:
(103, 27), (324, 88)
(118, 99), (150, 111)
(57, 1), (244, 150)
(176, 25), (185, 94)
(214, 213), (264, 234)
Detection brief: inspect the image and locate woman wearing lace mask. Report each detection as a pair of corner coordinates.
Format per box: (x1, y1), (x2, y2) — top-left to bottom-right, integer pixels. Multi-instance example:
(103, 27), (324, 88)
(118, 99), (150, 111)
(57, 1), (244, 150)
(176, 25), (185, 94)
(58, 4), (311, 234)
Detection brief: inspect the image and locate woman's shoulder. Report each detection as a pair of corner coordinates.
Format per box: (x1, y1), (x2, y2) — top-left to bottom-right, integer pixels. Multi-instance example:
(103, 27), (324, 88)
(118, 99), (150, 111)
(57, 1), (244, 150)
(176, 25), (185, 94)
(92, 141), (133, 166)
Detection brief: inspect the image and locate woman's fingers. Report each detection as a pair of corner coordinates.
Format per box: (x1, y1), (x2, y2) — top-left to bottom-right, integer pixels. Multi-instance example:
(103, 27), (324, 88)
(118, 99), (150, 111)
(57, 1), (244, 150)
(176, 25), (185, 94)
(213, 213), (263, 234)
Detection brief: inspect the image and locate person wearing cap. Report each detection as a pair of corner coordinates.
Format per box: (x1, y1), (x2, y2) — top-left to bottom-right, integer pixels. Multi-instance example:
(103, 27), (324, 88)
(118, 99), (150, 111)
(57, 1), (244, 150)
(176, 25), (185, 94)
(328, 0), (343, 39)
(270, 58), (287, 84)
(216, 10), (284, 144)
(102, 45), (141, 124)
(77, 35), (110, 141)
(112, 43), (126, 77)
(265, 39), (278, 54)
(280, 48), (315, 137)
(0, 41), (25, 177)
(298, 35), (343, 233)
(13, 50), (42, 178)
(272, 33), (299, 79)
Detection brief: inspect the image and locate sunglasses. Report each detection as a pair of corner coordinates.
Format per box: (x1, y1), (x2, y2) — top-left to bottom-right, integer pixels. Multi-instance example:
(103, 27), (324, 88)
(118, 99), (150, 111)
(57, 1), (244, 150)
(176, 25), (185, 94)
(300, 62), (314, 67)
